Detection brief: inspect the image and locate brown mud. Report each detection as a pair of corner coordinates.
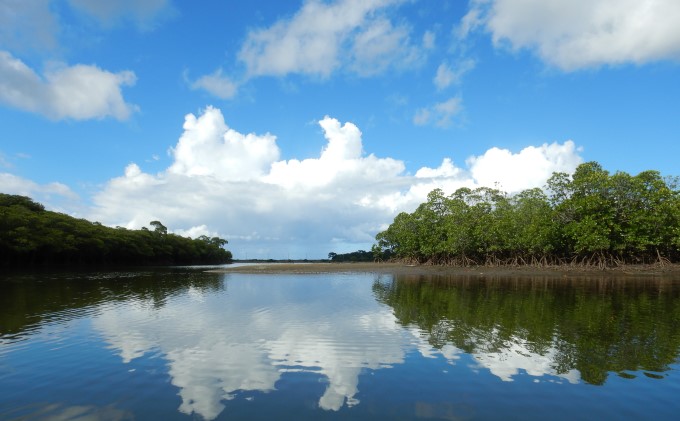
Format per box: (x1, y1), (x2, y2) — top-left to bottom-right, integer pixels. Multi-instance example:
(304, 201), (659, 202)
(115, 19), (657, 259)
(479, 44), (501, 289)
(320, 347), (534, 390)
(209, 262), (680, 279)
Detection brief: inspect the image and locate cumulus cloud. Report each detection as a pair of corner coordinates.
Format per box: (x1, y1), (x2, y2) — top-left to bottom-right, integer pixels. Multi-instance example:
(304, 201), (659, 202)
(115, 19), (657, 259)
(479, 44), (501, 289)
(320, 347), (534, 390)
(0, 172), (80, 213)
(414, 158), (462, 179)
(87, 106), (583, 258)
(173, 225), (220, 239)
(189, 69), (239, 100)
(167, 106), (279, 180)
(265, 116), (404, 189)
(413, 96), (463, 127)
(463, 0), (680, 70)
(237, 0), (421, 78)
(0, 172), (77, 197)
(0, 51), (137, 120)
(466, 141), (582, 192)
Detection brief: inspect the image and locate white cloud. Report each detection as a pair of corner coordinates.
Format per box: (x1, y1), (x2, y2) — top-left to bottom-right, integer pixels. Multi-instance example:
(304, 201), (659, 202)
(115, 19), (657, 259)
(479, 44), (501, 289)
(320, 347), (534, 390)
(464, 0), (680, 70)
(412, 108), (431, 126)
(0, 51), (137, 120)
(413, 96), (463, 127)
(434, 59), (475, 90)
(349, 18), (420, 76)
(0, 152), (12, 169)
(0, 173), (77, 199)
(434, 64), (455, 90)
(87, 106), (583, 259)
(0, 0), (172, 55)
(168, 107), (279, 180)
(414, 158), (462, 179)
(67, 0), (173, 29)
(265, 116), (404, 189)
(457, 4), (484, 40)
(173, 225), (219, 239)
(189, 69), (238, 100)
(466, 141), (583, 192)
(422, 30), (436, 50)
(0, 172), (80, 213)
(237, 0), (420, 79)
(0, 0), (58, 52)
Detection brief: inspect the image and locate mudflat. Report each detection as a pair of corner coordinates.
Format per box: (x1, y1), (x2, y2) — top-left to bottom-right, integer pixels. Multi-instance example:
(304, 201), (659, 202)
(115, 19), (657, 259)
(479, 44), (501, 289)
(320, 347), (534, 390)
(210, 262), (680, 278)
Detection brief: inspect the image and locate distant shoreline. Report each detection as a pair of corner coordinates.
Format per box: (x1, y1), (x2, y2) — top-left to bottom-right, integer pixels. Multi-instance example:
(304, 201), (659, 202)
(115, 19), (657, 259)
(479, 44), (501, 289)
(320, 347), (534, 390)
(209, 262), (680, 278)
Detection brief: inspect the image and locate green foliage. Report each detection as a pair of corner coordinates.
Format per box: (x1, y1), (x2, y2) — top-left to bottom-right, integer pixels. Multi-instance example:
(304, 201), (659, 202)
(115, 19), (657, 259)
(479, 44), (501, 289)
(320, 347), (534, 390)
(0, 194), (45, 212)
(0, 193), (232, 267)
(328, 249), (374, 262)
(374, 162), (680, 266)
(150, 220), (168, 236)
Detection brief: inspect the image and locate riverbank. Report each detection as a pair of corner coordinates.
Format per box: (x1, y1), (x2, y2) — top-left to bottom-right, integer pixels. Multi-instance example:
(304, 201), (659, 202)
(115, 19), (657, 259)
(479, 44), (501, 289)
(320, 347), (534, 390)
(209, 262), (680, 278)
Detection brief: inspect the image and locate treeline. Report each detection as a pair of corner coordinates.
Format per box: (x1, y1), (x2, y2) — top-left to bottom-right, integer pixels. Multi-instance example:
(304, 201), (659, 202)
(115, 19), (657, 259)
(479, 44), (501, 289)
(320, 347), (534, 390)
(0, 194), (232, 267)
(328, 250), (377, 262)
(373, 162), (680, 267)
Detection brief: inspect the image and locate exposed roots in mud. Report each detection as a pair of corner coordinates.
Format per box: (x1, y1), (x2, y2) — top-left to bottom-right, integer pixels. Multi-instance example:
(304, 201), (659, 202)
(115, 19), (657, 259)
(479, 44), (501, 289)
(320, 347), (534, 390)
(386, 251), (677, 270)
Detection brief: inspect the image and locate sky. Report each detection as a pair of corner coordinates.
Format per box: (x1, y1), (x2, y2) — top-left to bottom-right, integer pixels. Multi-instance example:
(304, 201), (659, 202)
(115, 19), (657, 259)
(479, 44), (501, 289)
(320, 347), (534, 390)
(1, 0), (680, 259)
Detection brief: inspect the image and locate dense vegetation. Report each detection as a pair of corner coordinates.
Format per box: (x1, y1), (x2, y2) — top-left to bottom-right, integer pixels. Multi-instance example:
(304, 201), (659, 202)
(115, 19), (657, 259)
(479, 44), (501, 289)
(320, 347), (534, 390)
(328, 250), (377, 262)
(373, 162), (680, 267)
(0, 194), (232, 267)
(373, 276), (680, 385)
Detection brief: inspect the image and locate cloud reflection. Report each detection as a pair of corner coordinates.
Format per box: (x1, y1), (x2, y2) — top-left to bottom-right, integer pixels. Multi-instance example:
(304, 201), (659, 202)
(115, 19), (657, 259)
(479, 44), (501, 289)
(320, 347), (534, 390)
(472, 336), (580, 384)
(93, 274), (580, 419)
(94, 274), (410, 418)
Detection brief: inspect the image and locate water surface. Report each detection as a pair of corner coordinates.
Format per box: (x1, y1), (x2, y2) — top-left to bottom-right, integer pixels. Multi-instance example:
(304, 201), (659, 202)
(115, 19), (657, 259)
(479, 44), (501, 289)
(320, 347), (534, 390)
(1, 268), (679, 420)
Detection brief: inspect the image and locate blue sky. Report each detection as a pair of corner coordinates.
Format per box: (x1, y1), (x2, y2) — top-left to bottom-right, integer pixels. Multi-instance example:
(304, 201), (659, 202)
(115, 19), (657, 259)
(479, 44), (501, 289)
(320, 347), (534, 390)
(2, 0), (680, 259)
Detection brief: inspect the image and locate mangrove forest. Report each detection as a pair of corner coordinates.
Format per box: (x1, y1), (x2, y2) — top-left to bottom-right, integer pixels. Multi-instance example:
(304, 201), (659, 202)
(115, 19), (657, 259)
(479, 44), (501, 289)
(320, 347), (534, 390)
(0, 193), (232, 267)
(373, 162), (680, 266)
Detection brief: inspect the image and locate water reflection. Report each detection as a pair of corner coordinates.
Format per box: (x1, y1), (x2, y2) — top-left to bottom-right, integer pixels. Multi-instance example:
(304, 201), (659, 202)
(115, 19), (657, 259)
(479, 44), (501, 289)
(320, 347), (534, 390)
(0, 270), (223, 337)
(2, 270), (680, 420)
(2, 403), (133, 421)
(91, 273), (411, 419)
(374, 274), (680, 385)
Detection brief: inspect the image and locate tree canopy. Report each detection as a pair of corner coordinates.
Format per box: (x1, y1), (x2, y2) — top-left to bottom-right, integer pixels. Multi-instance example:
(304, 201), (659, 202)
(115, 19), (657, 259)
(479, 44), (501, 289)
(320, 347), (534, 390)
(0, 194), (232, 267)
(328, 250), (375, 262)
(373, 162), (680, 266)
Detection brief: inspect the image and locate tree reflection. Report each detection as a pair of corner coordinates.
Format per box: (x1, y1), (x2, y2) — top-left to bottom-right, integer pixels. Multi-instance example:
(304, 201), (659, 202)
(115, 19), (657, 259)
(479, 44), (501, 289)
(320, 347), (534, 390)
(373, 275), (680, 385)
(0, 269), (224, 336)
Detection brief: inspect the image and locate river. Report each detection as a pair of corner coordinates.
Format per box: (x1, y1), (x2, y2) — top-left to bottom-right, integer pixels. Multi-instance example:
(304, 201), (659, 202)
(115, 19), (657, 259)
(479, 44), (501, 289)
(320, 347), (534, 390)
(1, 266), (679, 420)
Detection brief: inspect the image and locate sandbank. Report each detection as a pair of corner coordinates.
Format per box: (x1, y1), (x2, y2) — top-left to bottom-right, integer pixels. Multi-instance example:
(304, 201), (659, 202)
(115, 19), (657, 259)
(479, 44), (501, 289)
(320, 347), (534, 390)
(209, 262), (680, 279)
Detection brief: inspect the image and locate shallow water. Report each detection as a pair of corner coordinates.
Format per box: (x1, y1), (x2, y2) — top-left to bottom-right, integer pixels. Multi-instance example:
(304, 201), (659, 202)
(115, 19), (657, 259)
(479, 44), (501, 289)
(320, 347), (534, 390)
(1, 267), (680, 420)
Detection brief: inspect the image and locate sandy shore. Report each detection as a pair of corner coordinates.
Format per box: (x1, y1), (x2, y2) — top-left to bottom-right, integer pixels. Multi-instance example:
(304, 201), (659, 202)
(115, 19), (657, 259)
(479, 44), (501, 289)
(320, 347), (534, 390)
(209, 262), (680, 278)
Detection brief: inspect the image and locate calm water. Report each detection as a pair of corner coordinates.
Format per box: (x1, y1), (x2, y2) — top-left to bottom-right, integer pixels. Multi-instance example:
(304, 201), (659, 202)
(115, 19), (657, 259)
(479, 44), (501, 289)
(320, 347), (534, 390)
(1, 267), (680, 420)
